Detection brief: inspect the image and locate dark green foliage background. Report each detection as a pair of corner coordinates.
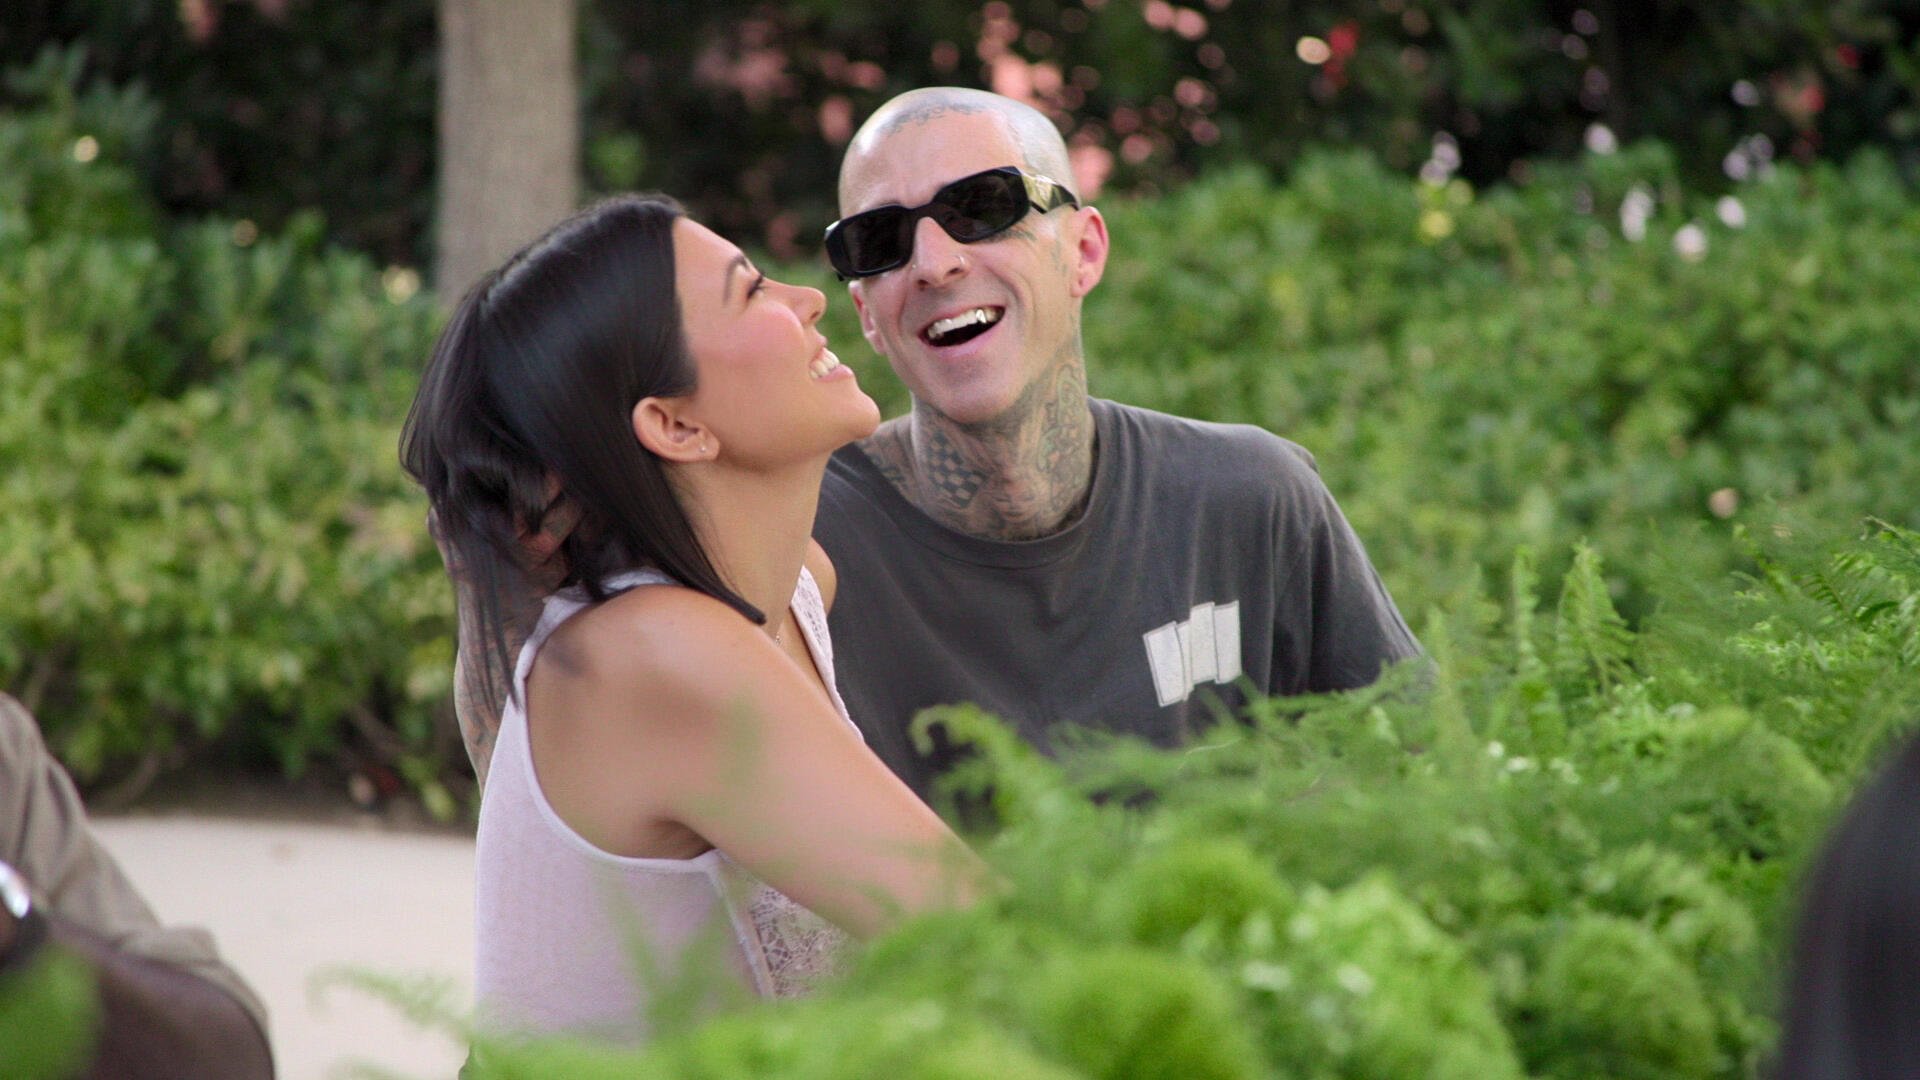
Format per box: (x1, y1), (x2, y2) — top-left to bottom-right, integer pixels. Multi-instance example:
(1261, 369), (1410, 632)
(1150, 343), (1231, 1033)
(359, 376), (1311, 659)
(3, 0), (1914, 261)
(0, 1), (436, 264)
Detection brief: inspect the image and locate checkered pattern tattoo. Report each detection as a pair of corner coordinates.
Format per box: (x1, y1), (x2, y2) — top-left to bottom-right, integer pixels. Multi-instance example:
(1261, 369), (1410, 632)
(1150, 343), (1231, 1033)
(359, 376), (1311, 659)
(924, 430), (984, 504)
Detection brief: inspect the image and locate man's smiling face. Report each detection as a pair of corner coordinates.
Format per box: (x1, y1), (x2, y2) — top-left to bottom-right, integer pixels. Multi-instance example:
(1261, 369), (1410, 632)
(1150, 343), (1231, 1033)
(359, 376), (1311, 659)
(841, 110), (1100, 428)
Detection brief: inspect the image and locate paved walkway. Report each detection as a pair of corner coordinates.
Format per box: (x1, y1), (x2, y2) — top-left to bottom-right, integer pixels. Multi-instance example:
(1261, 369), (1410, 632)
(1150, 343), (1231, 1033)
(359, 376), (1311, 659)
(94, 815), (475, 1080)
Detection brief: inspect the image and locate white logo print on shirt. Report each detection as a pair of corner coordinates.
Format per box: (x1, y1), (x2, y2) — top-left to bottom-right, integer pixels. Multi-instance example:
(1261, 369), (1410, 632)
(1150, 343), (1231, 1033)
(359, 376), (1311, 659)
(1142, 601), (1243, 707)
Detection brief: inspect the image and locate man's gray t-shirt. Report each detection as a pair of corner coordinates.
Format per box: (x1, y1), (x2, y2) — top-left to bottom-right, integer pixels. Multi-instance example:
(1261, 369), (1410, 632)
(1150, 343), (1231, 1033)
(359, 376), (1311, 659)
(814, 399), (1421, 799)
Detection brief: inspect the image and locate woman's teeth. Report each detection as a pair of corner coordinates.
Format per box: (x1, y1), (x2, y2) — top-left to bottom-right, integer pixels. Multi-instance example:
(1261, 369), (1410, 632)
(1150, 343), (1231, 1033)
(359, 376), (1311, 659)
(809, 348), (842, 379)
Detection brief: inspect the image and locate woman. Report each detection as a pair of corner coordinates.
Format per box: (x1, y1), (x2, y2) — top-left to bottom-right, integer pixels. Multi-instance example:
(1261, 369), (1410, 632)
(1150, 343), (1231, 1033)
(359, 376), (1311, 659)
(400, 195), (982, 1042)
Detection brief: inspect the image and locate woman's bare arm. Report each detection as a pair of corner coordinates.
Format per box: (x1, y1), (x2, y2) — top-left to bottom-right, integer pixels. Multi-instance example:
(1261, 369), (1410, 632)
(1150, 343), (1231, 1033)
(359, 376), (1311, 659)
(528, 587), (986, 939)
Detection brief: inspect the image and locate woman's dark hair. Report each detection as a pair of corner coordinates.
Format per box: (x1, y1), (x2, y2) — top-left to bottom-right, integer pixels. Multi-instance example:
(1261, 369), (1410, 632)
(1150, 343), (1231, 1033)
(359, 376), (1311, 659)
(1774, 729), (1920, 1079)
(400, 194), (762, 716)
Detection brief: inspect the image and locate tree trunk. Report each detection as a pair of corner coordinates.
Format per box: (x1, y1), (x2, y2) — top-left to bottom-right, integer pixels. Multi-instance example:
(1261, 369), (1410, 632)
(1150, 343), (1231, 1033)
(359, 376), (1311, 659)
(435, 0), (578, 305)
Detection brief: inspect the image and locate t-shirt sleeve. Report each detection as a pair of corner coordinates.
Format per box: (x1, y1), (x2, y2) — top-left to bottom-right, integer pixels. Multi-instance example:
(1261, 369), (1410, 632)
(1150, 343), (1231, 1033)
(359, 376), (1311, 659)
(0, 694), (270, 1036)
(1265, 444), (1423, 694)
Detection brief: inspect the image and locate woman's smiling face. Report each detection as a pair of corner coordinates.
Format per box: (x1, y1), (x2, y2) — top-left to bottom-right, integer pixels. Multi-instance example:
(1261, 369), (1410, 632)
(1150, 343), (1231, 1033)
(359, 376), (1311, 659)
(670, 218), (879, 468)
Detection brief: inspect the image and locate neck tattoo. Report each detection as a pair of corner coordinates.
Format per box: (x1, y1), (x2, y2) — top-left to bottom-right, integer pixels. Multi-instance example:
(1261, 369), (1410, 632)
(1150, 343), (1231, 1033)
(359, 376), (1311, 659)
(867, 358), (1097, 541)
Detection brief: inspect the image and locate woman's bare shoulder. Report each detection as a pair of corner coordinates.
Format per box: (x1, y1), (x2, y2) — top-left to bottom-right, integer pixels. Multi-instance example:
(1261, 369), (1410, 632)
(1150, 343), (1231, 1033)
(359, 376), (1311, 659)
(542, 584), (774, 712)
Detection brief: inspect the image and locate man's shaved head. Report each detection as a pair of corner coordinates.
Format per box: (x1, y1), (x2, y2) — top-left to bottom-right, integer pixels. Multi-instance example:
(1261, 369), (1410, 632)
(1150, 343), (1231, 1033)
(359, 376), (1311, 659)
(832, 85), (1109, 432)
(839, 88), (1073, 213)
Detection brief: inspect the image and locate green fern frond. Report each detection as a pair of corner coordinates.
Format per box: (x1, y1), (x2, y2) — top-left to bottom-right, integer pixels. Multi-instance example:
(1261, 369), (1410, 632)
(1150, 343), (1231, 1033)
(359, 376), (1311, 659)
(1553, 543), (1636, 695)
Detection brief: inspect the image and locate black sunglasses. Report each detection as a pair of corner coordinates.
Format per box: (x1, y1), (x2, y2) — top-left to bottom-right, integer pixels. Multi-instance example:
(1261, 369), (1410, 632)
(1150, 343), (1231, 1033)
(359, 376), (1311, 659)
(823, 166), (1080, 280)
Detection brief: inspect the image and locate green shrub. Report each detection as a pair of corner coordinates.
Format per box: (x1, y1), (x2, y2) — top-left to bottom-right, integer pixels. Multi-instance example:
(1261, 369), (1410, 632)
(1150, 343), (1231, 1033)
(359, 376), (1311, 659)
(1098, 837), (1296, 949)
(1252, 878), (1525, 1080)
(412, 525), (1920, 1076)
(0, 67), (453, 809)
(471, 995), (1085, 1080)
(1526, 914), (1720, 1079)
(1019, 947), (1261, 1080)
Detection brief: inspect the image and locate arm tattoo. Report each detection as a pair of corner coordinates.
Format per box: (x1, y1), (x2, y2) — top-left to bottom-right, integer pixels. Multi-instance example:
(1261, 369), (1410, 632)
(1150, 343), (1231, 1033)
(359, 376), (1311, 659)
(450, 577), (535, 788)
(452, 651), (499, 789)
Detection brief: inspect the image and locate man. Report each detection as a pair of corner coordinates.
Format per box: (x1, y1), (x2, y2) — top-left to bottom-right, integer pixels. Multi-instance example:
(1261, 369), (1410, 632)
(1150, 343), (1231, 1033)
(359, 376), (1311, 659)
(0, 693), (273, 1079)
(810, 88), (1421, 797)
(443, 88), (1418, 799)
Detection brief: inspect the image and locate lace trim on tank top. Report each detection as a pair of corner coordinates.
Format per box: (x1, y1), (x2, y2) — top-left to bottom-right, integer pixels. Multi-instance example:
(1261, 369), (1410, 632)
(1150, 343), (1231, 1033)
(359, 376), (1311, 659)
(788, 565), (854, 729)
(749, 565), (853, 994)
(551, 567), (853, 997)
(745, 884), (848, 996)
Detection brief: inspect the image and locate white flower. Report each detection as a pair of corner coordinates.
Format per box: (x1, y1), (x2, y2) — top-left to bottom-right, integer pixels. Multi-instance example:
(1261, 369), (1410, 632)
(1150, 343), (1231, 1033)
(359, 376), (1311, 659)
(1620, 185), (1654, 242)
(1716, 195), (1747, 229)
(1584, 122), (1618, 155)
(1420, 133), (1461, 186)
(1673, 222), (1708, 261)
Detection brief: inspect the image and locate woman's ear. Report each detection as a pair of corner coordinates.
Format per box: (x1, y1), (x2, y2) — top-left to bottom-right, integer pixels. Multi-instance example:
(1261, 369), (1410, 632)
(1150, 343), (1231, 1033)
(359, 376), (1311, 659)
(632, 396), (715, 463)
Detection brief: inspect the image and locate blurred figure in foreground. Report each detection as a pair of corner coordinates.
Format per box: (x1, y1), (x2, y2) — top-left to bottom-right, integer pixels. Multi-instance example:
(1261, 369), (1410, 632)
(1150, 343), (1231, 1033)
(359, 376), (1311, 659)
(1775, 728), (1920, 1079)
(0, 692), (272, 1079)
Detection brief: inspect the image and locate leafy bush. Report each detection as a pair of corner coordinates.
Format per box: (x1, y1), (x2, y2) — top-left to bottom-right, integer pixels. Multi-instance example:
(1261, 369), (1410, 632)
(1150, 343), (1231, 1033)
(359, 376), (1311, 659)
(1526, 914), (1719, 1080)
(0, 64), (456, 809)
(454, 525), (1920, 1077)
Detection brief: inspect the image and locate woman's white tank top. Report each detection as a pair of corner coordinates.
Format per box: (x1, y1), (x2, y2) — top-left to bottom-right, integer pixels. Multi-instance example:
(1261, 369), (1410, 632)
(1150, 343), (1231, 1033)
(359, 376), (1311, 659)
(473, 567), (853, 1042)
